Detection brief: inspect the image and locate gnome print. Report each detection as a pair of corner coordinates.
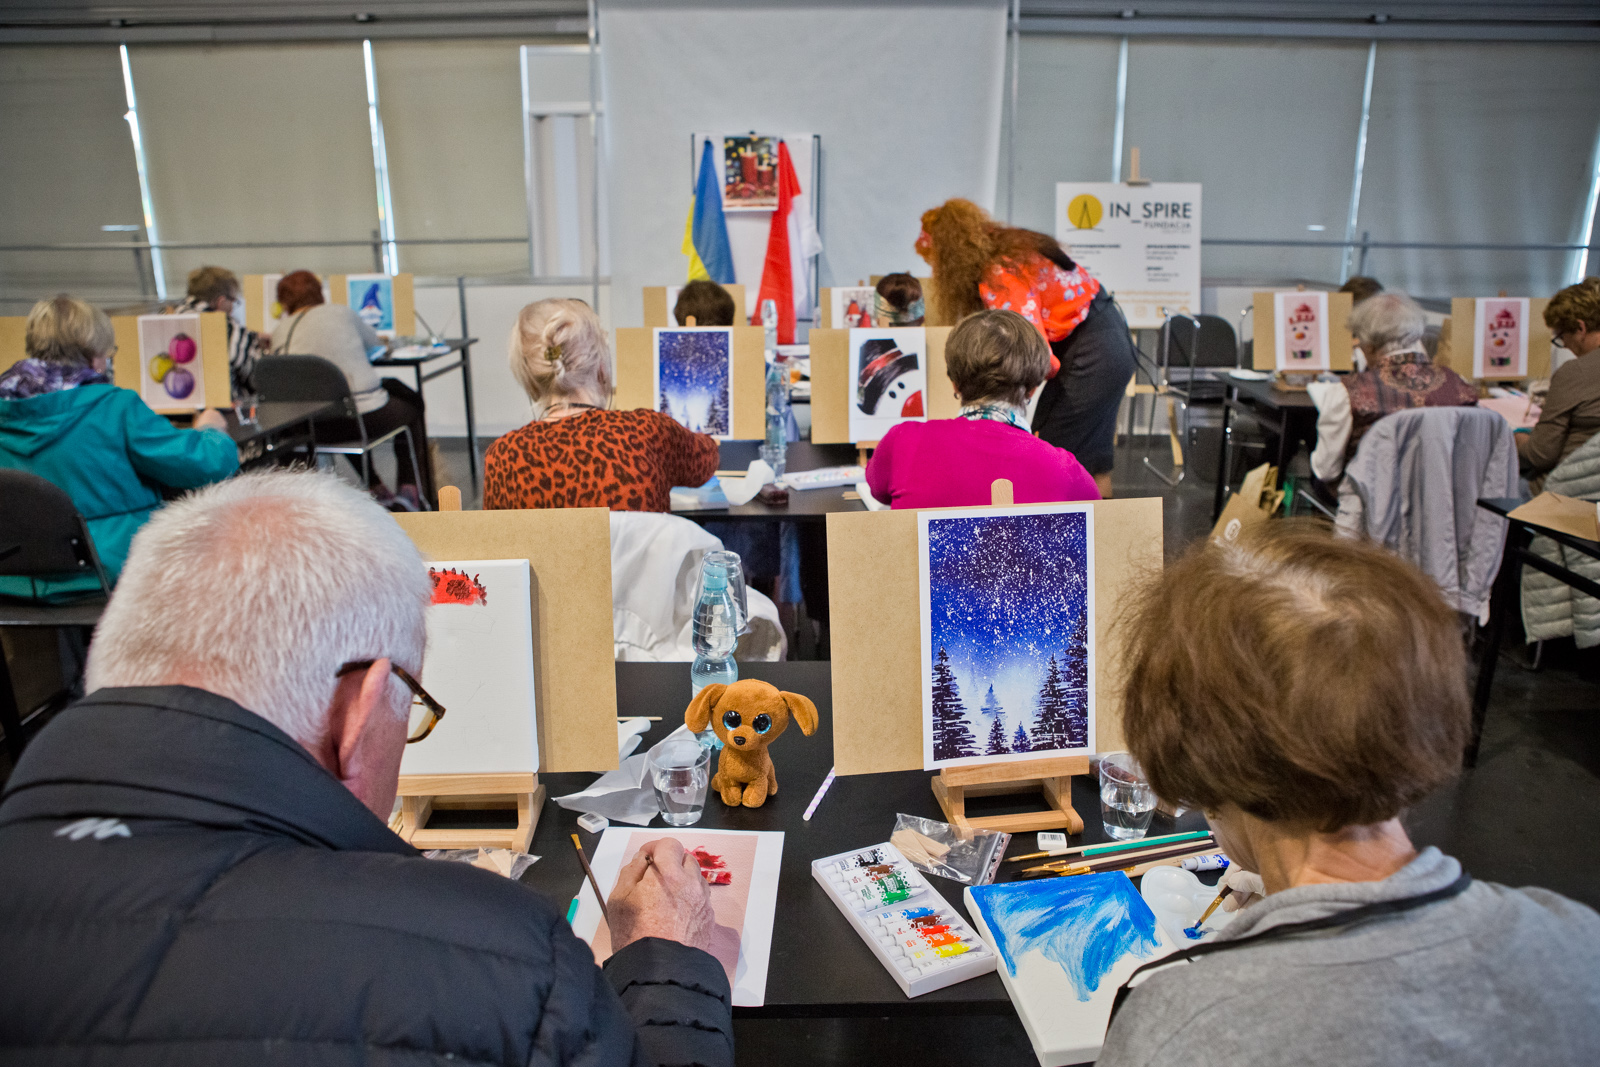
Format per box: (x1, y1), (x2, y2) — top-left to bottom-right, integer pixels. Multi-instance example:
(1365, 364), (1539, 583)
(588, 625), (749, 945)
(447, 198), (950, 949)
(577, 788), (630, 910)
(856, 338), (925, 418)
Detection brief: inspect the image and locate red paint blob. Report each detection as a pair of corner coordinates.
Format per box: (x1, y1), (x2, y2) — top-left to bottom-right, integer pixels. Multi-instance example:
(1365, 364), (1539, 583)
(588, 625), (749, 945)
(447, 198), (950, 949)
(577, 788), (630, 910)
(429, 567), (487, 606)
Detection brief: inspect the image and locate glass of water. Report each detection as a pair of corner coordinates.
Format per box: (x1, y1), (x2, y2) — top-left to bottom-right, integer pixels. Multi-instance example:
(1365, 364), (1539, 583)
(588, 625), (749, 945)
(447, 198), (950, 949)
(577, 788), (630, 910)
(650, 738), (712, 827)
(1099, 752), (1157, 841)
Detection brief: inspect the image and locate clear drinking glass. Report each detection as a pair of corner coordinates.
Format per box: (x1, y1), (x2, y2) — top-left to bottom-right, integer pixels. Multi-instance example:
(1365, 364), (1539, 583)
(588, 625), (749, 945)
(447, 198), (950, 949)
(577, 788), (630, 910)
(700, 551), (749, 634)
(1099, 752), (1157, 841)
(650, 738), (712, 827)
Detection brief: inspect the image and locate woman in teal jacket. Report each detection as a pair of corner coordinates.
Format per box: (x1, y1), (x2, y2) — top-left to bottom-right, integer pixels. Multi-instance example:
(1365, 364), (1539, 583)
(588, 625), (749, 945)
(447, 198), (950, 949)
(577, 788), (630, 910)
(0, 296), (238, 601)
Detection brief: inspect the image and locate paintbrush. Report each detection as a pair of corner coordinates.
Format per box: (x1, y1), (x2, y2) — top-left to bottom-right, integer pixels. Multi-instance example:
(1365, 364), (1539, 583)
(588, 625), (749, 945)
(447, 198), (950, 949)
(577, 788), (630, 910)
(1007, 829), (1213, 863)
(1020, 839), (1217, 874)
(1023, 843), (1221, 878)
(1184, 886), (1234, 938)
(571, 833), (610, 927)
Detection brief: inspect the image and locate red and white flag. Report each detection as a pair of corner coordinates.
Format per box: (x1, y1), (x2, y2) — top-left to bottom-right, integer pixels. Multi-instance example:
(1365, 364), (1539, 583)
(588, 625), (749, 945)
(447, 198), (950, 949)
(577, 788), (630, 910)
(753, 140), (821, 344)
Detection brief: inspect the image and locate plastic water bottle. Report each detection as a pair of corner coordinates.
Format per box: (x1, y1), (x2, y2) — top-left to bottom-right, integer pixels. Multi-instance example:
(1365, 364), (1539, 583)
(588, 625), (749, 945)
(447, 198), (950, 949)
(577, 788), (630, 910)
(690, 556), (740, 713)
(760, 299), (789, 479)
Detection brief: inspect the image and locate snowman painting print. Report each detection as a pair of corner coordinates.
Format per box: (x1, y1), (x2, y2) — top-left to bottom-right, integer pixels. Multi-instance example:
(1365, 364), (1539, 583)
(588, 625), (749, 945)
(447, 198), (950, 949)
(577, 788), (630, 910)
(849, 327), (927, 443)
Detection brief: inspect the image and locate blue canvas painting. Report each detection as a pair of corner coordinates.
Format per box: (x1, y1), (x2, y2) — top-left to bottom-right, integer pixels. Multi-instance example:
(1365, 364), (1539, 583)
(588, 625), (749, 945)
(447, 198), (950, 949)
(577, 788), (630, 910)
(655, 327), (733, 438)
(919, 505), (1094, 769)
(349, 275), (395, 333)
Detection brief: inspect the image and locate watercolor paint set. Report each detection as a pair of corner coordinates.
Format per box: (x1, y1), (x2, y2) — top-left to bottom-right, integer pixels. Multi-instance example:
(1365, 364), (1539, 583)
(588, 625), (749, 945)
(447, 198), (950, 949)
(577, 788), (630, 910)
(812, 842), (997, 997)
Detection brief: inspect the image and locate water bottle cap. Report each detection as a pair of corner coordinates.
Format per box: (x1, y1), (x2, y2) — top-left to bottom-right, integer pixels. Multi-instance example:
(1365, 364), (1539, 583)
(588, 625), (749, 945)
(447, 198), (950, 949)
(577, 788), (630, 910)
(701, 566), (727, 591)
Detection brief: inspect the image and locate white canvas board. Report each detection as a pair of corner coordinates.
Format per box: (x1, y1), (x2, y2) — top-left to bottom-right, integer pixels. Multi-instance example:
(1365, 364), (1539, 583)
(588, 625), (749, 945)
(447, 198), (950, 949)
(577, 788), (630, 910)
(966, 873), (1176, 1066)
(831, 286), (875, 329)
(572, 827), (784, 1007)
(654, 326), (734, 439)
(1272, 290), (1331, 372)
(1473, 297), (1531, 378)
(847, 327), (927, 444)
(665, 285), (682, 324)
(348, 273), (397, 337)
(1054, 182), (1201, 329)
(136, 313), (205, 411)
(401, 559), (539, 775)
(919, 504), (1096, 770)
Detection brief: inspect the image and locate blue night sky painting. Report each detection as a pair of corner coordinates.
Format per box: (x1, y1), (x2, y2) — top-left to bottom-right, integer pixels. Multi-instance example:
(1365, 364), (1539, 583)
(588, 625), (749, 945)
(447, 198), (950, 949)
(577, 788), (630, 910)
(655, 327), (732, 438)
(920, 505), (1094, 768)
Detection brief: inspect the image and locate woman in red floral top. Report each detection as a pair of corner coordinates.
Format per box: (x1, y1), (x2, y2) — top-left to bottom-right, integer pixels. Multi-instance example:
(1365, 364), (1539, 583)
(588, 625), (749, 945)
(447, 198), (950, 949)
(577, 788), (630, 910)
(485, 299), (718, 511)
(918, 199), (1138, 496)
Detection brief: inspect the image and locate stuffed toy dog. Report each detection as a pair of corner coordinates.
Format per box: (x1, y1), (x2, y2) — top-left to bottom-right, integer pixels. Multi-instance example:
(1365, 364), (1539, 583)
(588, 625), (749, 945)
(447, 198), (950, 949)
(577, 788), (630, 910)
(684, 679), (818, 808)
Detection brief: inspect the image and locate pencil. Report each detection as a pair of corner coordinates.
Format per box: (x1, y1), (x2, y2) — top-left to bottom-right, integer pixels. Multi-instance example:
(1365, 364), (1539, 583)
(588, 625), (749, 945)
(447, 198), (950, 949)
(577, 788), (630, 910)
(571, 833), (610, 927)
(1007, 829), (1214, 863)
(802, 766), (837, 821)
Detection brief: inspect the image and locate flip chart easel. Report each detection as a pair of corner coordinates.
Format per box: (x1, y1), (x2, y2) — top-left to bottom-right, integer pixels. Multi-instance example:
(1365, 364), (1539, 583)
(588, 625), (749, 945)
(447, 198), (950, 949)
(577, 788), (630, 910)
(389, 486), (618, 851)
(826, 481), (1164, 835)
(807, 327), (956, 446)
(613, 325), (767, 439)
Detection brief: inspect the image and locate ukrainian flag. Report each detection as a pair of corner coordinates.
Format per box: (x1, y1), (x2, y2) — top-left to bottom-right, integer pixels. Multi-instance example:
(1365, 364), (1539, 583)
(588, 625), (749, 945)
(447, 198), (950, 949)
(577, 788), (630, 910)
(683, 140), (736, 283)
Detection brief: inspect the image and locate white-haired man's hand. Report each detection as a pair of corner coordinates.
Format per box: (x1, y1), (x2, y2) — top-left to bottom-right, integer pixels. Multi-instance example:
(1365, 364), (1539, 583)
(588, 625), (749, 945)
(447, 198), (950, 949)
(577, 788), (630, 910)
(607, 838), (716, 955)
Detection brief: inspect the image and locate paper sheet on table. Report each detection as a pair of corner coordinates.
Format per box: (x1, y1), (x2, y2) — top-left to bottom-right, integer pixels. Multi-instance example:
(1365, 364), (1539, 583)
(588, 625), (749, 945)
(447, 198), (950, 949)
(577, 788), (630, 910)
(571, 826), (785, 1006)
(718, 459), (774, 505)
(1478, 395), (1541, 430)
(855, 482), (889, 511)
(1508, 492), (1600, 543)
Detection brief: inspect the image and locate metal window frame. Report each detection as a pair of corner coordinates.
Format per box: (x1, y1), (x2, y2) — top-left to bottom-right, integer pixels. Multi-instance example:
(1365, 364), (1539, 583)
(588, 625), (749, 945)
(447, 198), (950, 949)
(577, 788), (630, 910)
(118, 43), (167, 300)
(362, 38), (399, 275)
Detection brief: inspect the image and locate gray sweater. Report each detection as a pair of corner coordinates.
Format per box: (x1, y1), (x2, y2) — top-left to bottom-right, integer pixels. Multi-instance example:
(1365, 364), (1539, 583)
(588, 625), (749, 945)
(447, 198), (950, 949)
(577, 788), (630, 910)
(1100, 848), (1600, 1066)
(270, 303), (386, 414)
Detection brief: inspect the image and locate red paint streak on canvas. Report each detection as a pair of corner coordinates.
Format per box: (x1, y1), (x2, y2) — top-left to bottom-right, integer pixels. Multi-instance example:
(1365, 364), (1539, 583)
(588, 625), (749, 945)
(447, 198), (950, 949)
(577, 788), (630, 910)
(430, 567), (487, 606)
(692, 846), (733, 885)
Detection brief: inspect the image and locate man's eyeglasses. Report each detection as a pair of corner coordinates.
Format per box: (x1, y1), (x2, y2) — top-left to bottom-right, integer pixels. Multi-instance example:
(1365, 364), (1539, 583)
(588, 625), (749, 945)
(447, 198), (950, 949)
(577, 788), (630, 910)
(337, 660), (446, 743)
(1552, 329), (1571, 350)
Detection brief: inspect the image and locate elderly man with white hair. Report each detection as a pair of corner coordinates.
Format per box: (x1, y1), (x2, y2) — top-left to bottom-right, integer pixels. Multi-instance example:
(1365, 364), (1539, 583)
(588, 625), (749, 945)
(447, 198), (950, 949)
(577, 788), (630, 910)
(1307, 290), (1478, 482)
(0, 471), (733, 1067)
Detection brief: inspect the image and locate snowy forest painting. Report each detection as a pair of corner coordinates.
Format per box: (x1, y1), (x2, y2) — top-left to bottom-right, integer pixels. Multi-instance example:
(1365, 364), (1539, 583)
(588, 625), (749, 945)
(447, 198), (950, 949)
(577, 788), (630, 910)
(919, 505), (1095, 769)
(654, 327), (733, 438)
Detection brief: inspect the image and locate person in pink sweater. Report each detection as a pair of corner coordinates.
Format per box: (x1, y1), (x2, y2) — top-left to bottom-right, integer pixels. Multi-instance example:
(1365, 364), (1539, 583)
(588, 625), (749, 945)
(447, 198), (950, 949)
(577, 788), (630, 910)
(865, 309), (1101, 508)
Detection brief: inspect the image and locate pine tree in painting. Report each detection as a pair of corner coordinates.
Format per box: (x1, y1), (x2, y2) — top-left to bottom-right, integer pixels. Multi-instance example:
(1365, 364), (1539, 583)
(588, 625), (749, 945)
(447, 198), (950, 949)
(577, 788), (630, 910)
(980, 685), (1004, 722)
(1012, 721), (1032, 753)
(707, 389), (729, 437)
(1033, 655), (1072, 751)
(1061, 606), (1090, 748)
(985, 716), (1010, 756)
(931, 647), (978, 761)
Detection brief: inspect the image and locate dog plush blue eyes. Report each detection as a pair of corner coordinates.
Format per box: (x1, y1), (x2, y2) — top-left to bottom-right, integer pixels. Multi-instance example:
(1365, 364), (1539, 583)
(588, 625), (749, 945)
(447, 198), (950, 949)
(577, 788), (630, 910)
(721, 710), (772, 734)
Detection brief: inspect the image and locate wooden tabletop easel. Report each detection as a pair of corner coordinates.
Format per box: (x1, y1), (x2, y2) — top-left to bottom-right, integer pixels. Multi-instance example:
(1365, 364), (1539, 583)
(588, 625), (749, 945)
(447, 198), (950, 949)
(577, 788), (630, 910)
(389, 486), (615, 853)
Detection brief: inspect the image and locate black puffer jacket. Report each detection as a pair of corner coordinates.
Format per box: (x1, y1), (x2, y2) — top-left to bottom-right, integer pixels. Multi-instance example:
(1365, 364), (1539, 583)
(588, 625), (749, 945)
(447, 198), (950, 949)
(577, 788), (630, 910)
(0, 686), (734, 1066)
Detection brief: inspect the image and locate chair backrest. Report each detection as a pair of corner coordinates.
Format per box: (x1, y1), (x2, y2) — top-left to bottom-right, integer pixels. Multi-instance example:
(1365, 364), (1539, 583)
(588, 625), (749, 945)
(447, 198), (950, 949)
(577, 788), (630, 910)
(1160, 313), (1241, 371)
(253, 354), (353, 405)
(0, 469), (112, 590)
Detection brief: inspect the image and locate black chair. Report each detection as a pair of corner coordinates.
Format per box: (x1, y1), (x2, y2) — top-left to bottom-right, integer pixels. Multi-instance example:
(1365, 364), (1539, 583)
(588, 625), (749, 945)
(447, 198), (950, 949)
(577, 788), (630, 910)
(0, 470), (112, 761)
(254, 354), (427, 507)
(1142, 312), (1242, 487)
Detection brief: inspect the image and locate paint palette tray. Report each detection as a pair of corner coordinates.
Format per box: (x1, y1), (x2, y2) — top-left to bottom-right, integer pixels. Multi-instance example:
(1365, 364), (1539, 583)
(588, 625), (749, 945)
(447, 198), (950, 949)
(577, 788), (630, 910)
(812, 842), (997, 998)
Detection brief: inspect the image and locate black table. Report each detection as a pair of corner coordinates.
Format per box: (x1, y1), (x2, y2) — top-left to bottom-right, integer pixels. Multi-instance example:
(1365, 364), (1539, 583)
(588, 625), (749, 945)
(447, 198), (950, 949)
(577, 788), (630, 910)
(517, 661), (1208, 1019)
(372, 339), (479, 490)
(673, 441), (867, 525)
(1211, 376), (1320, 520)
(170, 400), (341, 469)
(1469, 497), (1600, 765)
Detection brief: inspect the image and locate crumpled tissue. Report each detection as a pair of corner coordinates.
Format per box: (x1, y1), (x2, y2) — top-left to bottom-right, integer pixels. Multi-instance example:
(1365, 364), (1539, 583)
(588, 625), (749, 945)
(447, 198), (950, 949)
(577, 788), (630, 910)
(555, 726), (702, 827)
(718, 460), (774, 506)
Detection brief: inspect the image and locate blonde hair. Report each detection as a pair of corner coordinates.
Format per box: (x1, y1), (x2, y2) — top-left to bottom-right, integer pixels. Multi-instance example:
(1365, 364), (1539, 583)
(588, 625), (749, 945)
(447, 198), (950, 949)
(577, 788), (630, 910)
(508, 298), (612, 408)
(26, 295), (115, 367)
(1546, 277), (1600, 337)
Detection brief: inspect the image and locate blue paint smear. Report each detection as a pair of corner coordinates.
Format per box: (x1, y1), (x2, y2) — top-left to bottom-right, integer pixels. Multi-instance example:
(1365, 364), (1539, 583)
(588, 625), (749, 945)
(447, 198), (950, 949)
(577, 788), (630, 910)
(970, 873), (1163, 1001)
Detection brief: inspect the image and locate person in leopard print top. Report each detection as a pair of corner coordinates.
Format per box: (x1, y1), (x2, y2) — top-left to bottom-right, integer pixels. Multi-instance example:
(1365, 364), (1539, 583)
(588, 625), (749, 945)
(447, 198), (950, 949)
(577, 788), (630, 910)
(486, 299), (718, 511)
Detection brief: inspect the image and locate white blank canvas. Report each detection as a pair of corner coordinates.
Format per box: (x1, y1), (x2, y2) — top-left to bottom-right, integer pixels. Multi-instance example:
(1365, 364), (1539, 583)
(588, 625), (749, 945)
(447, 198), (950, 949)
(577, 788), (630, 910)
(401, 558), (539, 776)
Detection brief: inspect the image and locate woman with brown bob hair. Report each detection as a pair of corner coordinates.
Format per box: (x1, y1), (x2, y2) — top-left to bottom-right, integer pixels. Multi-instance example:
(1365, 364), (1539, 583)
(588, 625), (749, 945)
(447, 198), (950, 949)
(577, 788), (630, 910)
(269, 269), (431, 509)
(1099, 522), (1600, 1065)
(916, 198), (1137, 496)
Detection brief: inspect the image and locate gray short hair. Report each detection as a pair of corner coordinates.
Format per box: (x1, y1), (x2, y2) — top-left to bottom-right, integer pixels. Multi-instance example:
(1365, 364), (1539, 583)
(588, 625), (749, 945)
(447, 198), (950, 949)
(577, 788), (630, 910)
(85, 471), (431, 747)
(26, 295), (115, 367)
(1348, 291), (1426, 354)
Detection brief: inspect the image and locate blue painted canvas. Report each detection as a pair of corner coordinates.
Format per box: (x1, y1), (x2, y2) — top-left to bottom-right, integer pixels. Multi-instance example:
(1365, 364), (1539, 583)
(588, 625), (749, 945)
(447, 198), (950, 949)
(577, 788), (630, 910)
(348, 275), (395, 334)
(965, 873), (1174, 1066)
(919, 505), (1094, 769)
(654, 327), (733, 439)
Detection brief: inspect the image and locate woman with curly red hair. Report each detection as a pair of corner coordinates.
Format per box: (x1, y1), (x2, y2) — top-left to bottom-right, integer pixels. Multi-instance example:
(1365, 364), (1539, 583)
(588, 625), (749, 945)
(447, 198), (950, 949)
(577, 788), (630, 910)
(917, 199), (1137, 496)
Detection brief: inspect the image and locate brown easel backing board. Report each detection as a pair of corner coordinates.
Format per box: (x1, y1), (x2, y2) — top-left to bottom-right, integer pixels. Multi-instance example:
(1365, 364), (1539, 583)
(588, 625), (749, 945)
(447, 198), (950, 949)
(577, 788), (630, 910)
(1444, 298), (1553, 382)
(0, 317), (25, 372)
(394, 507), (620, 774)
(330, 273), (417, 337)
(643, 284), (747, 329)
(826, 496), (1164, 775)
(808, 327), (956, 445)
(1252, 291), (1355, 372)
(111, 311), (232, 412)
(613, 325), (767, 440)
